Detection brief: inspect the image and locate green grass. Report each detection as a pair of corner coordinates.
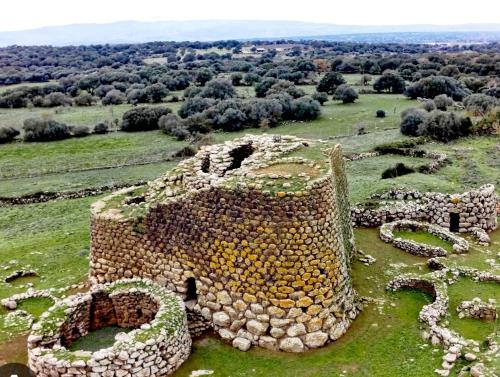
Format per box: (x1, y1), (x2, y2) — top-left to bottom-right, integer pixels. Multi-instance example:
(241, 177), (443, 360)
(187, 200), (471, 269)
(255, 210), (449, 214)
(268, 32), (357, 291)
(394, 231), (454, 253)
(0, 131), (186, 179)
(0, 81), (57, 94)
(69, 326), (132, 352)
(17, 297), (54, 319)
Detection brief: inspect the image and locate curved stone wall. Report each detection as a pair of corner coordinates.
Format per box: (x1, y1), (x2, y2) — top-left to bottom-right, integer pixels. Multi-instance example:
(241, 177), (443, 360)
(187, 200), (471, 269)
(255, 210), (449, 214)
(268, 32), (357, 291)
(28, 279), (191, 376)
(90, 136), (359, 352)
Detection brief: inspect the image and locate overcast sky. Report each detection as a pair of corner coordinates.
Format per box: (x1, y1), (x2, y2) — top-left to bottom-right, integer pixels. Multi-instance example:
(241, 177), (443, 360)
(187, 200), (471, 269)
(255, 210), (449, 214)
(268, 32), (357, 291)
(1, 0), (499, 31)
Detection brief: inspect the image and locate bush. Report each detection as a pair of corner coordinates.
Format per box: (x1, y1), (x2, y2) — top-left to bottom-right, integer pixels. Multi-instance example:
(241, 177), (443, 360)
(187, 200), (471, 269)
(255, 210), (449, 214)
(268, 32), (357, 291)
(74, 91), (97, 106)
(420, 110), (472, 142)
(405, 76), (470, 101)
(400, 108), (427, 136)
(255, 77), (278, 97)
(170, 125), (191, 140)
(312, 92), (328, 106)
(472, 108), (499, 135)
(381, 163), (415, 179)
(316, 72), (345, 94)
(71, 125), (91, 137)
(178, 97), (216, 119)
(0, 126), (20, 143)
(145, 83), (169, 103)
(244, 98), (283, 126)
(231, 73), (243, 86)
(373, 71), (406, 94)
(266, 80), (305, 99)
(121, 106), (172, 132)
(42, 92), (73, 107)
(159, 113), (183, 134)
(93, 122), (109, 134)
(199, 79), (235, 100)
(23, 118), (71, 142)
(173, 145), (197, 157)
(126, 89), (148, 105)
(433, 94), (453, 111)
(463, 94), (498, 115)
(421, 100), (436, 112)
(376, 110), (386, 118)
(332, 84), (358, 103)
(291, 96), (321, 121)
(102, 89), (126, 105)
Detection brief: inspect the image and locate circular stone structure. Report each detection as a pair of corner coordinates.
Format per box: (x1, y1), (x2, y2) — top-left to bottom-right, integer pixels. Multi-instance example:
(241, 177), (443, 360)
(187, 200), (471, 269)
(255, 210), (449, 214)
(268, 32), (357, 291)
(380, 219), (469, 257)
(28, 279), (191, 376)
(90, 135), (359, 352)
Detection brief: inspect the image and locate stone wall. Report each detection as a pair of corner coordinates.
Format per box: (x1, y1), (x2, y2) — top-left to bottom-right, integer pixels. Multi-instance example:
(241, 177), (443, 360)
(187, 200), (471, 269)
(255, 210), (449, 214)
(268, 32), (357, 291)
(89, 136), (359, 352)
(28, 279), (191, 377)
(352, 184), (498, 233)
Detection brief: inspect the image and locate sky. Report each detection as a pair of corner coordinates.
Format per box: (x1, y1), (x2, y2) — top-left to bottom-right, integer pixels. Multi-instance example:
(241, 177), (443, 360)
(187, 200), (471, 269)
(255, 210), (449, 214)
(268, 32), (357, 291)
(1, 0), (499, 31)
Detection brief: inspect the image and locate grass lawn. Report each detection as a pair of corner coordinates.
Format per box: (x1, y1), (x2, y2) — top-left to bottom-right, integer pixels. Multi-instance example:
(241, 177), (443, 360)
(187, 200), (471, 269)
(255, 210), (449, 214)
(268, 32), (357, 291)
(394, 231), (454, 253)
(69, 326), (132, 352)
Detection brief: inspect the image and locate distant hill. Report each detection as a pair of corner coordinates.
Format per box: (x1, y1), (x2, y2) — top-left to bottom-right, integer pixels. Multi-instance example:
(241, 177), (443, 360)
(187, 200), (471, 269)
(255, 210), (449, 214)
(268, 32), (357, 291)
(1, 20), (499, 46)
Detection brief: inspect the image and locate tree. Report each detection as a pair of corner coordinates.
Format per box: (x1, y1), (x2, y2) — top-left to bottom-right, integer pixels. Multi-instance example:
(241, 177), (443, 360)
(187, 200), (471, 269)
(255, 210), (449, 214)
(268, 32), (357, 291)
(178, 97), (216, 119)
(316, 72), (346, 94)
(266, 80), (305, 99)
(332, 84), (358, 104)
(42, 92), (73, 107)
(145, 83), (169, 103)
(405, 76), (470, 101)
(74, 91), (97, 106)
(291, 96), (321, 121)
(420, 110), (472, 142)
(231, 73), (243, 86)
(199, 79), (236, 100)
(195, 68), (214, 86)
(121, 107), (172, 132)
(159, 113), (183, 134)
(255, 77), (278, 98)
(102, 89), (126, 105)
(312, 92), (328, 106)
(376, 110), (386, 118)
(126, 89), (148, 105)
(94, 122), (109, 134)
(373, 71), (406, 94)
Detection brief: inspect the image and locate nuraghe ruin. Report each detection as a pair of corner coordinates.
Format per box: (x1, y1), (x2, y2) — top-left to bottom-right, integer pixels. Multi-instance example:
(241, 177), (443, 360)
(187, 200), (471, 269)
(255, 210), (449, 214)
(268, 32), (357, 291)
(90, 134), (360, 353)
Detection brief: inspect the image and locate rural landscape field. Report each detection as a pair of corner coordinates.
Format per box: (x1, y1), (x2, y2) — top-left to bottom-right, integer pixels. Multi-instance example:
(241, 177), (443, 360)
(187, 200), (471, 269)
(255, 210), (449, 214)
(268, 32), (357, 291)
(0, 7), (499, 377)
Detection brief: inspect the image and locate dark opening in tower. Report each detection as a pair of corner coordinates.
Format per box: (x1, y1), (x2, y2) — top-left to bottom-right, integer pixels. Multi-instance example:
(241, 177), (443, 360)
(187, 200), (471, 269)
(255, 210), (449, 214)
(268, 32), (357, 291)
(186, 277), (198, 301)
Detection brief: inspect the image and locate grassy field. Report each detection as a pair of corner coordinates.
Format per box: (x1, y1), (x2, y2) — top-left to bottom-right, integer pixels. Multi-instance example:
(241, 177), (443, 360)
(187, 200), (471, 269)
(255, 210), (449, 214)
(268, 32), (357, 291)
(0, 74), (498, 375)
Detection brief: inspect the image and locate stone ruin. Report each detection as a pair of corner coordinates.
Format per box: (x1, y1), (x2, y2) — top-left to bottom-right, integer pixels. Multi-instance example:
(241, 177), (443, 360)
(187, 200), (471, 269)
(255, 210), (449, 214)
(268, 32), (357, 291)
(89, 135), (360, 354)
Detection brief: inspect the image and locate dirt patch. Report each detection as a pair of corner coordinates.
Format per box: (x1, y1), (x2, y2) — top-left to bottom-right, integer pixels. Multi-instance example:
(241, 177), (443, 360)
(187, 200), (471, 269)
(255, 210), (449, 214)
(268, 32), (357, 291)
(250, 163), (319, 177)
(0, 334), (28, 365)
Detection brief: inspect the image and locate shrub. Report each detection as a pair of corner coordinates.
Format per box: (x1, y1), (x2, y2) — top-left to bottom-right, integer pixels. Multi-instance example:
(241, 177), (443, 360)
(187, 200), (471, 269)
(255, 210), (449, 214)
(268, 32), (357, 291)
(244, 98), (283, 126)
(400, 108), (427, 136)
(316, 72), (345, 94)
(94, 122), (109, 134)
(255, 77), (278, 97)
(170, 125), (191, 140)
(159, 113), (183, 134)
(405, 76), (470, 101)
(102, 89), (126, 105)
(71, 125), (91, 137)
(333, 84), (358, 103)
(173, 145), (197, 157)
(199, 79), (236, 100)
(463, 94), (498, 115)
(266, 80), (305, 99)
(472, 108), (499, 135)
(121, 106), (172, 132)
(0, 126), (20, 143)
(433, 94), (453, 111)
(421, 100), (436, 112)
(381, 163), (415, 179)
(178, 97), (216, 118)
(291, 96), (321, 121)
(420, 110), (472, 142)
(231, 73), (243, 86)
(312, 92), (328, 106)
(145, 83), (169, 103)
(126, 89), (148, 105)
(23, 118), (71, 142)
(483, 87), (500, 99)
(74, 91), (97, 106)
(42, 92), (73, 107)
(195, 68), (213, 86)
(376, 110), (386, 118)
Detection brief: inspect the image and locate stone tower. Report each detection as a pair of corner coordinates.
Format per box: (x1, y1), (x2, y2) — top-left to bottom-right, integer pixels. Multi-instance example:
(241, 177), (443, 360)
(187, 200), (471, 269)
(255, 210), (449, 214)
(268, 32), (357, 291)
(90, 135), (359, 352)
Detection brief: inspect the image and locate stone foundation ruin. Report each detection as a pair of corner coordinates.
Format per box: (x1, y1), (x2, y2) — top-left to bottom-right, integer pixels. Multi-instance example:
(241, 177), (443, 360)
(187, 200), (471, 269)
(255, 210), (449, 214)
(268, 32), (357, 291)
(90, 135), (360, 353)
(28, 279), (191, 376)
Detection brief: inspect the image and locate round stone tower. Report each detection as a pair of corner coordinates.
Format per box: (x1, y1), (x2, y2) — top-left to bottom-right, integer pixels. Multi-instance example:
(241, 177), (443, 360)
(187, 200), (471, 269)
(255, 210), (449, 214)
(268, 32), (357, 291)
(90, 135), (359, 352)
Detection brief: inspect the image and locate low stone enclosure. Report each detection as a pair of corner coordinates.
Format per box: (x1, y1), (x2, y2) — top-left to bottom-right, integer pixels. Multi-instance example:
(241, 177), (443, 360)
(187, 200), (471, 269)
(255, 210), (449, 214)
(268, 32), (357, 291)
(387, 267), (499, 377)
(28, 279), (191, 377)
(352, 184), (498, 233)
(379, 220), (469, 257)
(90, 135), (360, 354)
(457, 298), (497, 321)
